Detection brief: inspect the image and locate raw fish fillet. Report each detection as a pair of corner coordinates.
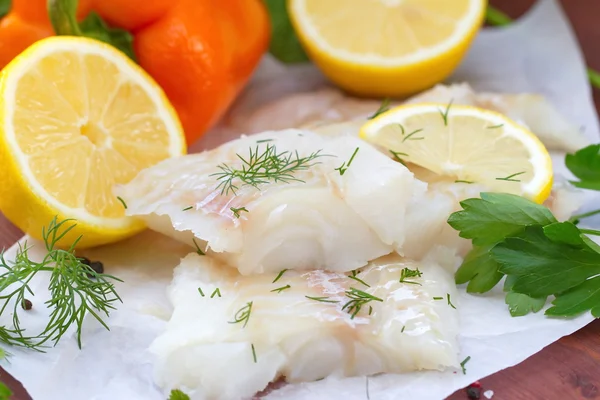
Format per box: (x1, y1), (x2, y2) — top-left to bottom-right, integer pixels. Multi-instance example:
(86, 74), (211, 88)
(116, 129), (426, 274)
(150, 253), (460, 400)
(222, 83), (588, 152)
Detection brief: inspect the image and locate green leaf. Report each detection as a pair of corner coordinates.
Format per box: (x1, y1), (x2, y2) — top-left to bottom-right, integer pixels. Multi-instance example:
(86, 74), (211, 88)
(169, 389), (191, 400)
(455, 246), (503, 293)
(566, 144), (600, 185)
(79, 12), (136, 61)
(546, 275), (600, 317)
(49, 0), (136, 62)
(447, 192), (556, 246)
(0, 382), (11, 400)
(505, 291), (547, 317)
(0, 0), (10, 19)
(263, 0), (309, 63)
(492, 226), (600, 298)
(543, 222), (586, 247)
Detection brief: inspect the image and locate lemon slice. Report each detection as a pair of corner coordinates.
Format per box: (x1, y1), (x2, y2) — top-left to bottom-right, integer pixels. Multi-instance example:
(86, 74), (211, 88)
(288, 0), (486, 97)
(0, 37), (186, 248)
(360, 103), (553, 203)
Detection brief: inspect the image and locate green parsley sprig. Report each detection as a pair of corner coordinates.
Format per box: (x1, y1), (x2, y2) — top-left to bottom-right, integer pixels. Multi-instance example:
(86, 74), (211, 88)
(448, 144), (600, 317)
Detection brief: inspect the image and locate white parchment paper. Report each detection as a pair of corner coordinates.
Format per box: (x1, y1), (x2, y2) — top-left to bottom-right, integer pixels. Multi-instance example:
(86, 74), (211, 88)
(2, 0), (599, 399)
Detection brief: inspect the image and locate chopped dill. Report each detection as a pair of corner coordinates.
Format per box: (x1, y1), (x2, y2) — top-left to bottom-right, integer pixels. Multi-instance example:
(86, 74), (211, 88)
(116, 196), (127, 209)
(447, 293), (456, 309)
(401, 325), (406, 333)
(438, 100), (453, 126)
(399, 267), (422, 285)
(192, 239), (205, 255)
(305, 295), (339, 304)
(455, 180), (474, 184)
(256, 139), (274, 143)
(230, 206), (249, 218)
(460, 355), (471, 374)
(229, 301), (253, 328)
(496, 171), (526, 182)
(390, 150), (408, 165)
(197, 287), (205, 297)
(433, 296), (443, 300)
(342, 288), (383, 319)
(251, 343), (257, 363)
(182, 206), (193, 211)
(210, 288), (222, 298)
(367, 98), (391, 120)
(402, 128), (425, 142)
(335, 147), (360, 176)
(487, 124), (504, 129)
(272, 269), (288, 283)
(270, 285), (291, 293)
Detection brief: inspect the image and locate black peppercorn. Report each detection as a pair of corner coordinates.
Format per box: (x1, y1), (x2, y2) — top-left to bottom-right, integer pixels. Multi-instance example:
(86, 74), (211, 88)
(21, 299), (32, 310)
(466, 386), (481, 399)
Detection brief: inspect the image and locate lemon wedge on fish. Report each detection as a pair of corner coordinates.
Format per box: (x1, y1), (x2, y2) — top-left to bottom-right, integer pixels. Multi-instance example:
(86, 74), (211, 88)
(288, 0), (486, 97)
(0, 37), (186, 248)
(360, 103), (553, 203)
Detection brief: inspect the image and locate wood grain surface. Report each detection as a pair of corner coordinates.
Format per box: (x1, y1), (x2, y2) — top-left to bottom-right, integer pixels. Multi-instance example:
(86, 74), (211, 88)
(1, 1), (599, 399)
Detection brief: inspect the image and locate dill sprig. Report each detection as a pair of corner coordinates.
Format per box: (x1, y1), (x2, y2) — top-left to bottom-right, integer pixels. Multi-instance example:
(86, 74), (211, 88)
(438, 100), (453, 126)
(211, 144), (327, 195)
(447, 293), (456, 309)
(229, 301), (253, 328)
(348, 270), (370, 287)
(192, 239), (205, 256)
(390, 150), (408, 165)
(305, 295), (339, 303)
(335, 147), (360, 176)
(272, 269), (288, 283)
(0, 217), (122, 351)
(399, 267), (422, 285)
(271, 285), (291, 293)
(210, 288), (221, 298)
(402, 128), (424, 142)
(342, 288), (383, 319)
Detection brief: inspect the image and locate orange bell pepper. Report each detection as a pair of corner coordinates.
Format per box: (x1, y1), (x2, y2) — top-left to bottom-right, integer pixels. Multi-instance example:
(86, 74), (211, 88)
(0, 0), (270, 144)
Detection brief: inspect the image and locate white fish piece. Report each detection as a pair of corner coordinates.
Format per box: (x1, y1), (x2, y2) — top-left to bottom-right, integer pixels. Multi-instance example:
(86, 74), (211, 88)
(224, 83), (588, 152)
(116, 129), (425, 275)
(150, 253), (460, 400)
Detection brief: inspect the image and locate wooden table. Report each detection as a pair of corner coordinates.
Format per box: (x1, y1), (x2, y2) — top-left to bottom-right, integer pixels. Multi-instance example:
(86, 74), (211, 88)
(1, 1), (599, 399)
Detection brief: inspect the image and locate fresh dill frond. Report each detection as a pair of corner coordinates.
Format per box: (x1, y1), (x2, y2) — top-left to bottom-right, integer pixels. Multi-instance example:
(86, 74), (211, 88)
(210, 288), (222, 298)
(496, 171), (525, 182)
(251, 343), (257, 363)
(335, 147), (360, 176)
(348, 270), (370, 287)
(399, 267), (422, 285)
(447, 293), (456, 309)
(272, 269), (288, 283)
(305, 295), (339, 303)
(438, 100), (453, 126)
(389, 150), (408, 165)
(211, 144), (327, 195)
(342, 288), (383, 319)
(192, 239), (205, 255)
(0, 217), (122, 350)
(367, 98), (391, 120)
(116, 196), (127, 209)
(229, 301), (253, 328)
(270, 285), (291, 293)
(230, 207), (249, 219)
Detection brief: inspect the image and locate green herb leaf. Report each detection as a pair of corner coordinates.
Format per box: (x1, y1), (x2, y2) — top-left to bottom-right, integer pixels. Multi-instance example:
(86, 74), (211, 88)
(543, 222), (586, 247)
(492, 226), (600, 298)
(455, 246), (503, 293)
(546, 276), (600, 318)
(566, 144), (600, 190)
(168, 389), (191, 400)
(49, 0), (137, 62)
(263, 0), (309, 63)
(505, 292), (547, 317)
(0, 0), (10, 19)
(448, 192), (556, 246)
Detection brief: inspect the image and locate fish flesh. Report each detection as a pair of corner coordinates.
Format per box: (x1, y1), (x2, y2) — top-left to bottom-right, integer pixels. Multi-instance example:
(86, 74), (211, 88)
(116, 129), (426, 275)
(150, 252), (460, 400)
(217, 83), (588, 153)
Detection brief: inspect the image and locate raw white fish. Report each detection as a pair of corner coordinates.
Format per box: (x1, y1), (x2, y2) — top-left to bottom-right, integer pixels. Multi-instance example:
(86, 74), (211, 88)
(150, 253), (460, 400)
(116, 129), (426, 275)
(221, 83), (588, 152)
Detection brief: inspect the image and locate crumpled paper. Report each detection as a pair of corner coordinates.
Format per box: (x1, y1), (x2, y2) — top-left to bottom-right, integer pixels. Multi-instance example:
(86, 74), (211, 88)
(2, 0), (599, 399)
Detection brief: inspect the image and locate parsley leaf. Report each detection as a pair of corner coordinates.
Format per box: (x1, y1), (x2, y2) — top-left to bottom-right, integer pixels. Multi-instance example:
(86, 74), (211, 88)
(492, 226), (600, 298)
(505, 292), (547, 317)
(447, 192), (556, 246)
(546, 276), (600, 318)
(565, 144), (600, 190)
(455, 246), (502, 293)
(542, 222), (587, 247)
(169, 389), (191, 400)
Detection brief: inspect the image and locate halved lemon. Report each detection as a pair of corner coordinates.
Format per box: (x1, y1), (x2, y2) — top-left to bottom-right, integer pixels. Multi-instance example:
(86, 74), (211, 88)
(360, 103), (553, 203)
(288, 0), (486, 97)
(0, 37), (186, 248)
